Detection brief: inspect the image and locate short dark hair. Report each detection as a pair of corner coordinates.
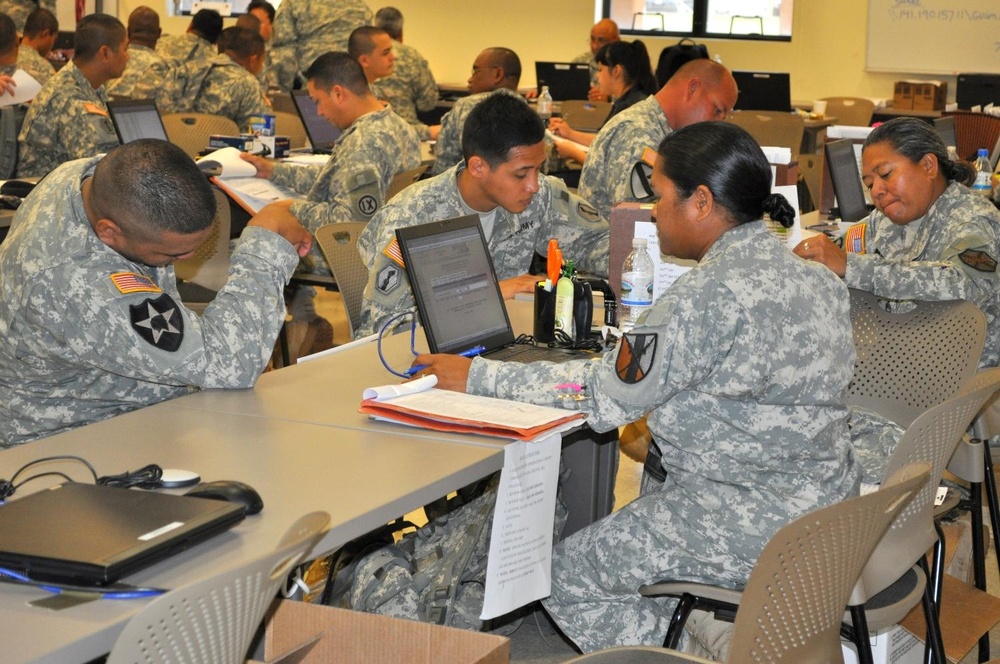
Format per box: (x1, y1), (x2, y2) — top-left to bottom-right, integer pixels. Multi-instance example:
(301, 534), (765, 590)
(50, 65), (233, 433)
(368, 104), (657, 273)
(462, 93), (544, 166)
(234, 13), (261, 34)
(190, 8), (223, 44)
(91, 139), (216, 236)
(864, 116), (976, 187)
(218, 26), (264, 59)
(0, 13), (15, 58)
(347, 25), (387, 59)
(247, 0), (275, 22)
(73, 14), (126, 62)
(658, 122), (795, 228)
(126, 6), (159, 44)
(304, 51), (370, 96)
(483, 47), (521, 86)
(23, 8), (59, 38)
(374, 6), (403, 40)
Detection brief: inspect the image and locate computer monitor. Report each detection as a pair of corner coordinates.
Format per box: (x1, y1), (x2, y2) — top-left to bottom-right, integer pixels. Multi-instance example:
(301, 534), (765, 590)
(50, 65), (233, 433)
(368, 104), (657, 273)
(290, 89), (342, 153)
(824, 139), (872, 223)
(534, 62), (591, 101)
(933, 116), (957, 150)
(732, 71), (792, 112)
(107, 99), (169, 144)
(957, 73), (1000, 109)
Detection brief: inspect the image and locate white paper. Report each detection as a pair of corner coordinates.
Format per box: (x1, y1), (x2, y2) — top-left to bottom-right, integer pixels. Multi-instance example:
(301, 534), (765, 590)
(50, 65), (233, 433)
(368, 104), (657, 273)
(481, 433), (561, 620)
(196, 147), (257, 178)
(760, 145), (792, 164)
(297, 333), (377, 363)
(362, 374), (437, 400)
(364, 388), (582, 430)
(212, 176), (296, 212)
(282, 153), (330, 166)
(0, 69), (41, 106)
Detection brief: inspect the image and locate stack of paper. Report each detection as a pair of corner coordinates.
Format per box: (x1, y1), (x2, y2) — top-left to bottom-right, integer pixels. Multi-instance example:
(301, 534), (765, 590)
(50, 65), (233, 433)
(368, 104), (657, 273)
(196, 147), (296, 213)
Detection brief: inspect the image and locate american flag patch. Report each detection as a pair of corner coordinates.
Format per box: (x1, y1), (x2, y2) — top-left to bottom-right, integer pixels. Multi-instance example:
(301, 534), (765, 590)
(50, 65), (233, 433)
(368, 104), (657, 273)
(640, 147), (658, 168)
(844, 223), (867, 254)
(382, 238), (405, 267)
(110, 272), (162, 294)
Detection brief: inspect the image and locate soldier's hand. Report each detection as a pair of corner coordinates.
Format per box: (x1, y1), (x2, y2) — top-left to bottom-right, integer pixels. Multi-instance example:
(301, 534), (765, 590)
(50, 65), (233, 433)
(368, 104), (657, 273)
(428, 125), (441, 140)
(410, 353), (472, 392)
(794, 234), (847, 278)
(587, 86), (609, 102)
(249, 203), (313, 257)
(499, 274), (540, 300)
(239, 152), (275, 179)
(548, 117), (570, 138)
(0, 74), (15, 97)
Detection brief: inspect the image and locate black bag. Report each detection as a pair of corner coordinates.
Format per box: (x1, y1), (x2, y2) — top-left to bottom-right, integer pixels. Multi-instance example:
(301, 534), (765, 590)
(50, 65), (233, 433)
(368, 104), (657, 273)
(0, 104), (27, 179)
(655, 38), (710, 88)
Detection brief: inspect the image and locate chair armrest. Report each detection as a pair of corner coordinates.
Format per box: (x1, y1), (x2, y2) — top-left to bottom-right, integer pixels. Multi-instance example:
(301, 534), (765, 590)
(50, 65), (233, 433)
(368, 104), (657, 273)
(639, 581), (744, 607)
(947, 436), (984, 483)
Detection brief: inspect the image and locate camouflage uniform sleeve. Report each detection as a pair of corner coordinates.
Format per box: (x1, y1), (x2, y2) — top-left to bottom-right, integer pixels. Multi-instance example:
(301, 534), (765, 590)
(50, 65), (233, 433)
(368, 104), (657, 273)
(269, 0), (301, 91)
(431, 106), (462, 175)
(66, 98), (120, 161)
(232, 79), (272, 133)
(26, 227), (298, 388)
(844, 217), (999, 308)
(272, 162), (323, 196)
(356, 207), (414, 337)
(413, 57), (439, 112)
(578, 126), (615, 221)
(467, 278), (738, 432)
(539, 177), (610, 278)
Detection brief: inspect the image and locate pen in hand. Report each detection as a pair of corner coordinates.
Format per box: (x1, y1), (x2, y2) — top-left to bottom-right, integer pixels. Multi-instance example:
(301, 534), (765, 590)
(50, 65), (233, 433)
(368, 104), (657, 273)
(405, 345), (486, 377)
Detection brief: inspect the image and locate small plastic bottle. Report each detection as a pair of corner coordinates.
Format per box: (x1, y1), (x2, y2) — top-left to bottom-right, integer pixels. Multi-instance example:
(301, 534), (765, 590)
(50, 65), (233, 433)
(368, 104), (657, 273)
(554, 260), (575, 337)
(973, 148), (992, 197)
(619, 238), (654, 332)
(537, 86), (553, 125)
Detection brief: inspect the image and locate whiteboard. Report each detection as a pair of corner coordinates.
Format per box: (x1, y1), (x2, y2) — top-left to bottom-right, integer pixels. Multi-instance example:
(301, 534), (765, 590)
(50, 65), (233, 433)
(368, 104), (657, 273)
(867, 0), (1000, 74)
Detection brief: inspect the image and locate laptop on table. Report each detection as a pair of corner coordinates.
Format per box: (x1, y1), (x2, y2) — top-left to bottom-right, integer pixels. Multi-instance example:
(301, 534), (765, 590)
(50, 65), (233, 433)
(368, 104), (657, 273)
(395, 215), (590, 363)
(825, 138), (874, 223)
(732, 70), (792, 112)
(107, 99), (170, 144)
(534, 62), (591, 101)
(290, 89), (342, 154)
(0, 482), (245, 586)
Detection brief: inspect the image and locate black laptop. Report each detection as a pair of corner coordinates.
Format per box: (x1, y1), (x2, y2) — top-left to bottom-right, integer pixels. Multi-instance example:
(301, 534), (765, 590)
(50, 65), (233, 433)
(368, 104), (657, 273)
(732, 70), (792, 112)
(0, 483), (245, 586)
(535, 62), (591, 101)
(825, 139), (874, 223)
(290, 89), (342, 154)
(107, 99), (170, 144)
(396, 215), (588, 362)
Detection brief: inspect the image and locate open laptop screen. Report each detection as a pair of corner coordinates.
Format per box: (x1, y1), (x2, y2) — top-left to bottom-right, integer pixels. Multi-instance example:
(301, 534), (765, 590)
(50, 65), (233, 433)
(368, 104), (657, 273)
(107, 99), (169, 144)
(732, 71), (792, 112)
(535, 62), (591, 101)
(291, 89), (342, 152)
(825, 138), (871, 223)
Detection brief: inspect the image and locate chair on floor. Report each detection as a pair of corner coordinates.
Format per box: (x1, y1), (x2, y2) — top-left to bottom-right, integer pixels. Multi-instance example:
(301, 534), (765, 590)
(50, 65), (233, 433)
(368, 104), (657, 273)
(162, 113), (240, 159)
(726, 110), (805, 159)
(821, 97), (876, 127)
(105, 511), (330, 664)
(575, 464), (930, 663)
(273, 110), (308, 150)
(174, 188), (232, 315)
(314, 222), (368, 338)
(386, 165), (429, 202)
(946, 110), (1000, 162)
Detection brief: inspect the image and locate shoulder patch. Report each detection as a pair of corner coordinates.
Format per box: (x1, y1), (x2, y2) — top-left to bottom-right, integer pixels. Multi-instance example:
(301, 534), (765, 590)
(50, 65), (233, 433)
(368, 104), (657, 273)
(640, 146), (658, 168)
(615, 332), (657, 384)
(130, 294), (184, 352)
(959, 249), (998, 273)
(577, 201), (600, 223)
(111, 272), (162, 295)
(376, 264), (402, 295)
(382, 237), (405, 267)
(83, 102), (108, 117)
(844, 222), (867, 254)
(630, 161), (655, 200)
(356, 193), (380, 217)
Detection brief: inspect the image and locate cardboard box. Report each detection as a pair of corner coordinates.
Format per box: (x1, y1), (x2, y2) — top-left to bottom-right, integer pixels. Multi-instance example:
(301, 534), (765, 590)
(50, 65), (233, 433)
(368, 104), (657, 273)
(252, 135), (290, 159)
(253, 600), (509, 664)
(893, 81), (914, 110)
(209, 134), (255, 151)
(899, 573), (1000, 663)
(842, 625), (922, 664)
(912, 82), (947, 111)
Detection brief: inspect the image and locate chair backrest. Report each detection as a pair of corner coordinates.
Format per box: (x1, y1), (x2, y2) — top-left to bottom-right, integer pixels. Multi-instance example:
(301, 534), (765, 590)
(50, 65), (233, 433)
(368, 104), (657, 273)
(946, 110), (1000, 162)
(559, 100), (613, 133)
(270, 92), (296, 115)
(725, 110), (805, 158)
(820, 97), (875, 127)
(386, 165), (429, 202)
(273, 110), (308, 149)
(847, 288), (986, 428)
(314, 222), (368, 338)
(726, 465), (928, 664)
(106, 511), (330, 664)
(174, 187), (232, 294)
(851, 368), (1000, 603)
(162, 113), (241, 159)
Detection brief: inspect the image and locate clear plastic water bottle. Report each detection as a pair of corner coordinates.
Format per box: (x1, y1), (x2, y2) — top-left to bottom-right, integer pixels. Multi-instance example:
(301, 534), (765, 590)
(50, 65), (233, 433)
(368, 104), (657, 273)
(973, 148), (992, 196)
(537, 86), (553, 125)
(619, 238), (654, 332)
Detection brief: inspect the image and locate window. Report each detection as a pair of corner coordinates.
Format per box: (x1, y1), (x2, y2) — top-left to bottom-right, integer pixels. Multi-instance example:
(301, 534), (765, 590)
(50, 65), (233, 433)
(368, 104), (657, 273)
(604, 0), (792, 40)
(170, 0), (283, 17)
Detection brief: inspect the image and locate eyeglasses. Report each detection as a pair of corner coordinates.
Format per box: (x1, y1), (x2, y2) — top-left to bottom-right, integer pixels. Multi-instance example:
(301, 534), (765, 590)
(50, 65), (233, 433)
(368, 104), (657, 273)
(471, 65), (500, 75)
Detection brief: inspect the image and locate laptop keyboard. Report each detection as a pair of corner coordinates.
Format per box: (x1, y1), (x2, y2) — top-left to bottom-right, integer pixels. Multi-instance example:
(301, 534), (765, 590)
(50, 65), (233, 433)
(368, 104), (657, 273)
(487, 344), (589, 363)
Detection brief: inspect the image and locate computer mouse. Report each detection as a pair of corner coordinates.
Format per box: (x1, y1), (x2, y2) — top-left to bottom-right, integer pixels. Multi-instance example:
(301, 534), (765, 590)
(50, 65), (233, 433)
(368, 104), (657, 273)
(185, 480), (264, 515)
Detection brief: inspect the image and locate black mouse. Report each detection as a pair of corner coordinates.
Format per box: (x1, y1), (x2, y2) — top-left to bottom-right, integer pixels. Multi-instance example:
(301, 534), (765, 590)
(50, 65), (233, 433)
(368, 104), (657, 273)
(185, 480), (264, 515)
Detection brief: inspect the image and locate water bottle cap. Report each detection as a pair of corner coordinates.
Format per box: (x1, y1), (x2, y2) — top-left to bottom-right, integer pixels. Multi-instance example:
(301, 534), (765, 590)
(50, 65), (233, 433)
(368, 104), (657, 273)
(979, 148), (990, 157)
(632, 237), (647, 248)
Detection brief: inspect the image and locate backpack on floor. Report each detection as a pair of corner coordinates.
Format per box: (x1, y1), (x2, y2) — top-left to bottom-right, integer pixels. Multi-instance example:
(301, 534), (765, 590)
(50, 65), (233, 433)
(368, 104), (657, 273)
(655, 38), (710, 87)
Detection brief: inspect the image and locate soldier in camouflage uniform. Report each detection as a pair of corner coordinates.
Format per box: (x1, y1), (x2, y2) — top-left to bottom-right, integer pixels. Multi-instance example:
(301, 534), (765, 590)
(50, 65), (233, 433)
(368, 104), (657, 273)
(0, 10), (15, 75)
(796, 117), (1000, 481)
(571, 18), (620, 93)
(156, 8), (221, 65)
(357, 93), (609, 338)
(413, 122), (861, 652)
(15, 8), (57, 86)
(0, 0), (53, 33)
(17, 15), (128, 178)
(372, 7), (437, 141)
(431, 47), (522, 176)
(0, 140), (313, 447)
(270, 0), (372, 92)
(107, 7), (172, 100)
(242, 52), (420, 275)
(579, 59), (737, 221)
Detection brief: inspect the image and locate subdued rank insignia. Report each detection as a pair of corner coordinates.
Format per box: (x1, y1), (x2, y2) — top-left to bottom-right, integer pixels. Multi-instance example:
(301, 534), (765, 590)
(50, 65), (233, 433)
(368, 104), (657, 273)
(130, 294), (184, 352)
(376, 264), (401, 294)
(577, 201), (600, 222)
(630, 161), (654, 200)
(615, 332), (657, 384)
(959, 249), (998, 273)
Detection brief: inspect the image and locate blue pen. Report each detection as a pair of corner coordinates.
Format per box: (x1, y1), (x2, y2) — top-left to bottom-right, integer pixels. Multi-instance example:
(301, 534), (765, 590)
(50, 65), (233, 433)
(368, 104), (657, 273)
(405, 345), (486, 377)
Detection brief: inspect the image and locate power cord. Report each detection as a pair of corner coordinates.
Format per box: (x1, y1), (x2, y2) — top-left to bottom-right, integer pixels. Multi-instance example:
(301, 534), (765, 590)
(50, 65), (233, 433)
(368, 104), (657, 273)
(0, 455), (99, 501)
(0, 566), (165, 599)
(97, 464), (163, 490)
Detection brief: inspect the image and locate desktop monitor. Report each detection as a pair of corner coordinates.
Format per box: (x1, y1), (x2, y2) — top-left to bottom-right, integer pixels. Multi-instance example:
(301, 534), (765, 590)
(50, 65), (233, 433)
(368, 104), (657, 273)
(824, 138), (871, 223)
(957, 73), (1000, 109)
(534, 62), (591, 101)
(732, 71), (792, 113)
(107, 99), (170, 144)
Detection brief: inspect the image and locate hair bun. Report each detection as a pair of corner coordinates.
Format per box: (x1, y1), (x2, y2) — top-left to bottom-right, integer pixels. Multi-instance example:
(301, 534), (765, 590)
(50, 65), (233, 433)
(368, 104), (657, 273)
(762, 193), (795, 228)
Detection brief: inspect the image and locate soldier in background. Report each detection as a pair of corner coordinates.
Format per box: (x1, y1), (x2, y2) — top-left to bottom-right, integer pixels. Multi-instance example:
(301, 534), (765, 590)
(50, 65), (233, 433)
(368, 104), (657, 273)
(372, 6), (437, 140)
(0, 0), (54, 34)
(107, 6), (171, 100)
(17, 14), (127, 178)
(156, 7), (221, 65)
(348, 25), (394, 87)
(572, 18), (619, 100)
(15, 8), (57, 86)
